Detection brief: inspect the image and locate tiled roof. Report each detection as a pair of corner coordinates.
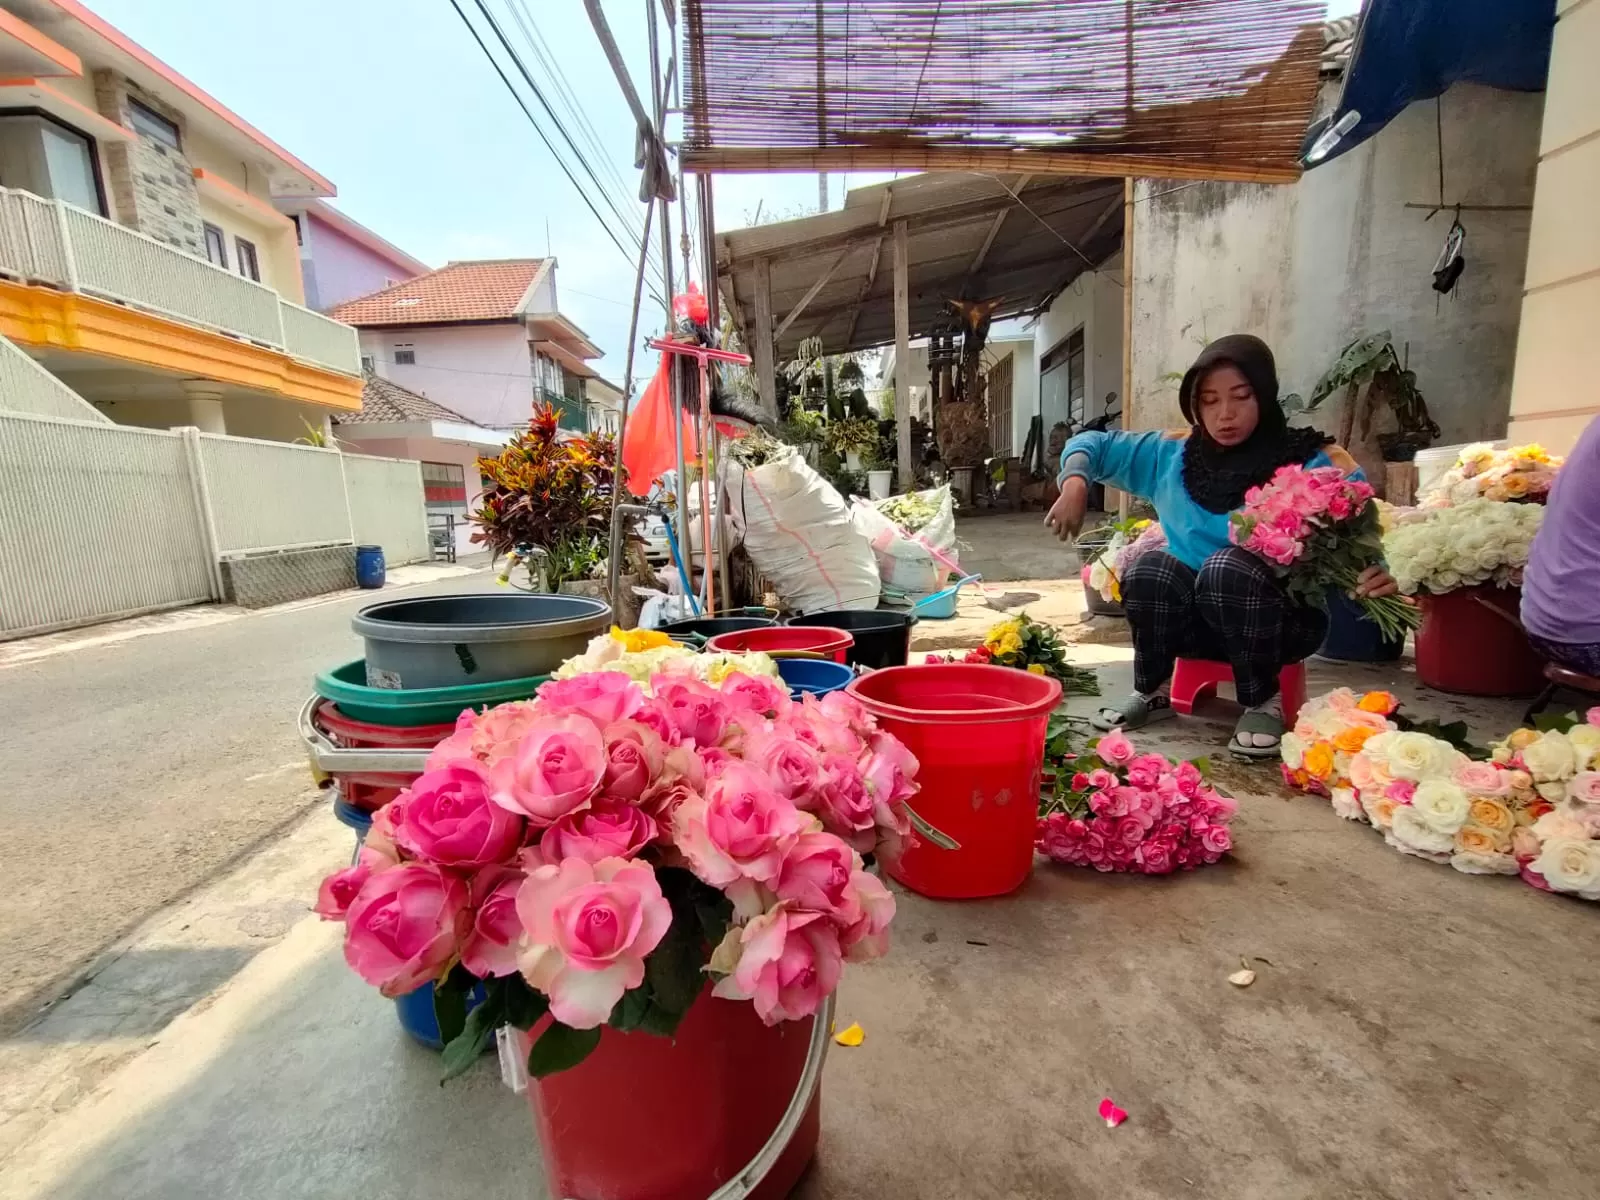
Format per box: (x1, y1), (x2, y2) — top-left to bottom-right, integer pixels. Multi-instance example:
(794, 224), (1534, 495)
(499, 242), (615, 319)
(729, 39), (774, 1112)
(329, 259), (546, 326)
(1322, 15), (1358, 76)
(335, 371), (475, 425)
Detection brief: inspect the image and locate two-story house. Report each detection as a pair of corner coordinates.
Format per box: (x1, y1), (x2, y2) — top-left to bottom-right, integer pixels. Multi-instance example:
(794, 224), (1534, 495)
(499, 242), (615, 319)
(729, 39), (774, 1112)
(0, 0), (363, 440)
(273, 196), (428, 313)
(329, 258), (605, 434)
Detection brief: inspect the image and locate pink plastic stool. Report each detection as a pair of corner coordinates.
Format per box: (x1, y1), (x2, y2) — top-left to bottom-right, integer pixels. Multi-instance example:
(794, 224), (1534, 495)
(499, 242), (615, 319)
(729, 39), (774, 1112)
(1169, 658), (1307, 729)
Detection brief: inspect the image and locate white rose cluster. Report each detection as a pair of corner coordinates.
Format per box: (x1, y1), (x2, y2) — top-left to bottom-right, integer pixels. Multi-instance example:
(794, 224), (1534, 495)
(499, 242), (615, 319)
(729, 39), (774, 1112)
(1382, 499), (1544, 596)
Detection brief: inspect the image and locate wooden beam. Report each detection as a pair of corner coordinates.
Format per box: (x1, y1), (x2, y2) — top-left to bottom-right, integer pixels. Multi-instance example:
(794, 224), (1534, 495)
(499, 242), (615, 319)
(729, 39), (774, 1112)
(1119, 177), (1134, 517)
(772, 247), (848, 343)
(893, 219), (912, 483)
(842, 185), (895, 348)
(967, 173), (1031, 278)
(1031, 193), (1125, 311)
(752, 257), (777, 418)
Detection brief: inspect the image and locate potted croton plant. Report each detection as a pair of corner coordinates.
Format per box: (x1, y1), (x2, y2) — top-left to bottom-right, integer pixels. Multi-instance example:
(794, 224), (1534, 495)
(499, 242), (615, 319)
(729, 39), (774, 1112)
(315, 637), (917, 1195)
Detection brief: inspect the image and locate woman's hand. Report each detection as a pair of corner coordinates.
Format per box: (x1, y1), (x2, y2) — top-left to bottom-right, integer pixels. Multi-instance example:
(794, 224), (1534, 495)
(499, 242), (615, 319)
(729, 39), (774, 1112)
(1353, 565), (1402, 600)
(1045, 477), (1089, 542)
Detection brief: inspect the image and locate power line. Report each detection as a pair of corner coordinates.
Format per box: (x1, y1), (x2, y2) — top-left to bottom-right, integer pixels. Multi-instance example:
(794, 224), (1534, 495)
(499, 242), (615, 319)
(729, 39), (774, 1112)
(447, 0), (663, 296)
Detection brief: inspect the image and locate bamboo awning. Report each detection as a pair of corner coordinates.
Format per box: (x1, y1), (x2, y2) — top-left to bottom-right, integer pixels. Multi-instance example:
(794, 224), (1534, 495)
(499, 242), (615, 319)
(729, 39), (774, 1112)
(683, 0), (1326, 184)
(719, 172), (1125, 359)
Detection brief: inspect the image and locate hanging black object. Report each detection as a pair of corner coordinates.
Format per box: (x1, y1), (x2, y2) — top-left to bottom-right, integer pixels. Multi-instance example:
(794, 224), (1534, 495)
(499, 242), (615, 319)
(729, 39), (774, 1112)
(1432, 216), (1466, 296)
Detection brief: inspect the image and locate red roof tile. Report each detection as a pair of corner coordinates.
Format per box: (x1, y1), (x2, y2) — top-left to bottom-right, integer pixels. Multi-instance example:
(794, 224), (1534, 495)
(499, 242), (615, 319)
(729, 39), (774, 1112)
(329, 259), (547, 327)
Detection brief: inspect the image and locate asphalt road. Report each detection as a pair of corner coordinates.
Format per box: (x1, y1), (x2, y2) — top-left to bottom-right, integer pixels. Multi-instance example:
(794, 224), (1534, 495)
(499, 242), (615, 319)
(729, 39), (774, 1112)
(0, 571), (495, 1036)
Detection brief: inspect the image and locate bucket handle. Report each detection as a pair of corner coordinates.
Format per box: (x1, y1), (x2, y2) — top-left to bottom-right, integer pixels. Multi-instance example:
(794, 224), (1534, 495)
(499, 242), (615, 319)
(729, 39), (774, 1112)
(902, 802), (961, 851)
(297, 696), (433, 775)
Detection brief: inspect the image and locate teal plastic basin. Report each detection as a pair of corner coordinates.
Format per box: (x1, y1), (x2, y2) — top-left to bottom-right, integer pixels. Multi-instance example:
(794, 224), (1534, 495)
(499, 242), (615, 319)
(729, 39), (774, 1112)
(313, 660), (548, 726)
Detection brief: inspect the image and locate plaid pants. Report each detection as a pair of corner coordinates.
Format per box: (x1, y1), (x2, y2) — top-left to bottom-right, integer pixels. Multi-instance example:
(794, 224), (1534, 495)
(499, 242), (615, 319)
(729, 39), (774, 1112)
(1121, 548), (1328, 707)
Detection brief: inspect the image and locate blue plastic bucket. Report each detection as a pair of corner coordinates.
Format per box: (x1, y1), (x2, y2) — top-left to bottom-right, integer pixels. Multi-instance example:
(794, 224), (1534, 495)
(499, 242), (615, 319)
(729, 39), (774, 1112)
(1317, 589), (1404, 663)
(356, 545), (386, 589)
(393, 981), (488, 1050)
(776, 657), (855, 698)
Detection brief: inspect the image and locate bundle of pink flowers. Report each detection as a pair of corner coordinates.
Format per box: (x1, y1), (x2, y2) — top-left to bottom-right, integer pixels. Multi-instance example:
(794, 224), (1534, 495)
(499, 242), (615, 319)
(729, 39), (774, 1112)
(1035, 730), (1238, 874)
(314, 662), (916, 1077)
(1230, 463), (1418, 642)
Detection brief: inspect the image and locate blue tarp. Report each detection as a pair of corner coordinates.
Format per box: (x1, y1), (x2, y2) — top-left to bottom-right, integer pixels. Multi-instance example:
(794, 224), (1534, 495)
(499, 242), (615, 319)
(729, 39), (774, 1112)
(1305, 0), (1555, 166)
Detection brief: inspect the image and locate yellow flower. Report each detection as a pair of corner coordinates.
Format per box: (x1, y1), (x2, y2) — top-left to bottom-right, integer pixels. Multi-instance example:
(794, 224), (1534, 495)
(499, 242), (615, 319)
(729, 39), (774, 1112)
(1303, 742), (1336, 781)
(610, 626), (677, 653)
(1357, 690), (1398, 714)
(1027, 663), (1048, 675)
(1508, 728), (1539, 752)
(1500, 474), (1529, 498)
(1333, 725), (1377, 754)
(1509, 443), (1550, 464)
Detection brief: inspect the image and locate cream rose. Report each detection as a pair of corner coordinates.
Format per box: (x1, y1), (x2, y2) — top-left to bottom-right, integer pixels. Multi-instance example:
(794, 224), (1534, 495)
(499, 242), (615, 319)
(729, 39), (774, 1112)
(1567, 725), (1600, 771)
(1279, 731), (1306, 771)
(1569, 771), (1600, 808)
(1531, 838), (1600, 900)
(1389, 805), (1454, 856)
(1412, 780), (1471, 835)
(1522, 731), (1577, 782)
(1361, 792), (1398, 831)
(1386, 732), (1454, 782)
(1536, 781), (1569, 804)
(1466, 798), (1515, 841)
(1455, 824), (1508, 858)
(1533, 810), (1592, 842)
(1450, 847), (1519, 876)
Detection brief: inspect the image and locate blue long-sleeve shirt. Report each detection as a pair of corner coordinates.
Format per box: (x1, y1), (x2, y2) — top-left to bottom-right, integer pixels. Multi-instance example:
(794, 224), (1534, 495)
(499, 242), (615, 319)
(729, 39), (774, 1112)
(1059, 429), (1361, 571)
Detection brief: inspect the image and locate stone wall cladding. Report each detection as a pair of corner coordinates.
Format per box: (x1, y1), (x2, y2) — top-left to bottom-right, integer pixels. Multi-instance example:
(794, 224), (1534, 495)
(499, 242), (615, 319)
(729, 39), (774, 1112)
(220, 545), (357, 608)
(92, 70), (204, 256)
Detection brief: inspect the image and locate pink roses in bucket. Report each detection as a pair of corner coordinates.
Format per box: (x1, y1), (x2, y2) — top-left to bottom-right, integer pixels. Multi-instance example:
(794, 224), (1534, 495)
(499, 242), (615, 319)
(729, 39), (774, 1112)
(318, 655), (917, 1080)
(1035, 729), (1238, 875)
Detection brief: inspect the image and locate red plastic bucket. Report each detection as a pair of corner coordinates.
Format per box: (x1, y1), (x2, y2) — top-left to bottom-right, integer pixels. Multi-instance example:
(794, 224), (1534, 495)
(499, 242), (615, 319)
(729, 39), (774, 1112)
(315, 701), (453, 811)
(523, 990), (819, 1200)
(1416, 586), (1544, 696)
(705, 625), (854, 664)
(848, 664), (1062, 898)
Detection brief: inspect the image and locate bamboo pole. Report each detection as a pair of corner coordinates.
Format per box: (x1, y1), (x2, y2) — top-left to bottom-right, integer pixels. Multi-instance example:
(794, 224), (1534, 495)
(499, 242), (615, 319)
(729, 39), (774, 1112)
(893, 219), (912, 484)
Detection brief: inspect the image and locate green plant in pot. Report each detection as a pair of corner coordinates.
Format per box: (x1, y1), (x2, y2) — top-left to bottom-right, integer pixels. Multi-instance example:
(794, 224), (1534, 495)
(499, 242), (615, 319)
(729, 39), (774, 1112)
(1283, 332), (1441, 463)
(825, 416), (880, 471)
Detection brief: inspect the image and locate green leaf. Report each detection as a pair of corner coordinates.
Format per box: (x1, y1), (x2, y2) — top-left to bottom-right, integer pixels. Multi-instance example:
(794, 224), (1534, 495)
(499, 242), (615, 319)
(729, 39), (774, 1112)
(609, 985), (652, 1033)
(1190, 755), (1213, 781)
(1532, 711), (1580, 734)
(440, 991), (505, 1083)
(694, 897), (731, 954)
(637, 1001), (688, 1037)
(432, 975), (471, 1051)
(502, 975), (550, 1031)
(527, 1021), (603, 1078)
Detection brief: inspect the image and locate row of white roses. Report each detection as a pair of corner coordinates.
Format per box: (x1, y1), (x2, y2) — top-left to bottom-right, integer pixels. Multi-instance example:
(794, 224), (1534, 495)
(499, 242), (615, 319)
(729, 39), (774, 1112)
(1382, 499), (1543, 596)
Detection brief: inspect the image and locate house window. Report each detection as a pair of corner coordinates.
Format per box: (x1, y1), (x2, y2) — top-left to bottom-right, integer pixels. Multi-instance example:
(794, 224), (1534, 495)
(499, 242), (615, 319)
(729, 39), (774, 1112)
(360, 354), (375, 372)
(235, 236), (260, 282)
(393, 345), (416, 365)
(421, 461), (468, 518)
(0, 114), (106, 215)
(127, 98), (181, 151)
(287, 213), (303, 245)
(202, 223), (228, 269)
(987, 354), (1014, 457)
(1040, 328), (1086, 433)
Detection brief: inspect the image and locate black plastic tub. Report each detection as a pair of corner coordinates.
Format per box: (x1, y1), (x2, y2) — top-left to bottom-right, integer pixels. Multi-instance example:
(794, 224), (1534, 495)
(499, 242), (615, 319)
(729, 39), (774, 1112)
(658, 614), (778, 645)
(784, 609), (915, 669)
(1316, 589), (1404, 663)
(351, 593), (610, 689)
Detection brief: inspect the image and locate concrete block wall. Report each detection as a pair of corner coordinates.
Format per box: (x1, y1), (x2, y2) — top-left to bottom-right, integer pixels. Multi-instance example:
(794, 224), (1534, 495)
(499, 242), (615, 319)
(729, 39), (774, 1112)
(220, 545), (357, 609)
(92, 69), (205, 257)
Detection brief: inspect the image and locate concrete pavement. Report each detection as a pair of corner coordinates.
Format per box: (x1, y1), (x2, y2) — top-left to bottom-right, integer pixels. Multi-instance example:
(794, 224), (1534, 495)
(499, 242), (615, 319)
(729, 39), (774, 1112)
(0, 562), (491, 1037)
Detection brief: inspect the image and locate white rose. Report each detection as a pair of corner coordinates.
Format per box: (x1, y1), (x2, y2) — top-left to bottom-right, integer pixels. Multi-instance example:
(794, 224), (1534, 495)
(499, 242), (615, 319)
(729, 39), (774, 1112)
(1413, 780), (1471, 834)
(1537, 781), (1570, 803)
(1330, 787), (1365, 822)
(1567, 725), (1600, 771)
(1360, 731), (1397, 768)
(1531, 838), (1600, 900)
(1522, 731), (1577, 782)
(1386, 732), (1455, 781)
(1450, 850), (1520, 876)
(1433, 569), (1462, 592)
(1389, 805), (1455, 856)
(1279, 731), (1306, 770)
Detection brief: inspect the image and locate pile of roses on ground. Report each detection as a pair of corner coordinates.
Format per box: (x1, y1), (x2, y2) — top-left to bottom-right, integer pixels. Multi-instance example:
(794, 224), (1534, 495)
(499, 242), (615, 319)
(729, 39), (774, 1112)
(1382, 498), (1544, 597)
(315, 629), (917, 1078)
(1419, 442), (1562, 508)
(1035, 727), (1238, 875)
(927, 613), (1099, 696)
(1281, 688), (1600, 900)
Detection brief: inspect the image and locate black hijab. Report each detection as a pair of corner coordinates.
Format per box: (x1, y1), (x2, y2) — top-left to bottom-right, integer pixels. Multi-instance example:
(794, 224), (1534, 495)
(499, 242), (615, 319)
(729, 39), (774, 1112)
(1178, 334), (1331, 513)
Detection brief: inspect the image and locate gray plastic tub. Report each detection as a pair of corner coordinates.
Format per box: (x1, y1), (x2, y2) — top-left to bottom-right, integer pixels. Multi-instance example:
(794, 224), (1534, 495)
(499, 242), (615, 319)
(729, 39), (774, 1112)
(351, 593), (611, 689)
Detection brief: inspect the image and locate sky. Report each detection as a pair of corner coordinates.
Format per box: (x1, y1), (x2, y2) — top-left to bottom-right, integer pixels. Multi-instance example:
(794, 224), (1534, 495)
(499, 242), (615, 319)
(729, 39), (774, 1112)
(89, 0), (1362, 383)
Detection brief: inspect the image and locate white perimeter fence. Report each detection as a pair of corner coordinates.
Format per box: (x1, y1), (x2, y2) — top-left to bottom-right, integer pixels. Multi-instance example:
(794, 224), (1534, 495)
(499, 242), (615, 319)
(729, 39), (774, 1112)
(0, 411), (430, 639)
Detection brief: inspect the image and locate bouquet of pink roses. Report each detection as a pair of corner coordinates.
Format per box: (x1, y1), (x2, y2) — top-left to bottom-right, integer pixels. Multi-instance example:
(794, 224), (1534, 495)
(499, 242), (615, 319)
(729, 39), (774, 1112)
(1230, 463), (1420, 642)
(315, 658), (916, 1080)
(1035, 728), (1237, 874)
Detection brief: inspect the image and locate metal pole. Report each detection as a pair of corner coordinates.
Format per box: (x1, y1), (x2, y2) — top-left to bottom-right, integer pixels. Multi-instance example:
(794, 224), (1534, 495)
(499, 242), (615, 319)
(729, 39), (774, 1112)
(606, 200), (656, 609)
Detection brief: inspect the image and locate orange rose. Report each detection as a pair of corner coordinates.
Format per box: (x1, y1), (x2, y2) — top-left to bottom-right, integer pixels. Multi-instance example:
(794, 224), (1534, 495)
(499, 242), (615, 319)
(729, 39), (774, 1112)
(1303, 742), (1336, 781)
(1524, 799), (1555, 822)
(1333, 726), (1378, 754)
(1358, 691), (1399, 714)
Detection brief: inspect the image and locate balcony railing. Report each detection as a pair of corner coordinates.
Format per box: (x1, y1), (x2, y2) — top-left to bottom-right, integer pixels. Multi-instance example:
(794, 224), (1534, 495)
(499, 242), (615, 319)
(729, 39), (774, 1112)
(537, 386), (588, 433)
(0, 187), (361, 376)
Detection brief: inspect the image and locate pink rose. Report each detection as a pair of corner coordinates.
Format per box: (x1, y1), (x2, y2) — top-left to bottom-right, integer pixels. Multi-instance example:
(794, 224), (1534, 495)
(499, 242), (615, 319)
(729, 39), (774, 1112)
(1081, 828), (1112, 871)
(1110, 815), (1147, 849)
(1037, 814), (1089, 864)
(1588, 707), (1600, 729)
(1454, 760), (1510, 798)
(540, 798), (659, 864)
(1384, 779), (1417, 804)
(774, 831), (862, 922)
(362, 800), (405, 868)
(1096, 730), (1136, 767)
(714, 906), (844, 1024)
(720, 671), (792, 719)
(1199, 788), (1239, 820)
(1568, 771), (1600, 807)
(427, 701), (545, 770)
(1512, 825), (1542, 863)
(1250, 528), (1302, 567)
(1173, 761), (1204, 799)
(1520, 863), (1554, 893)
(600, 720), (665, 802)
(315, 862), (371, 920)
(1129, 787), (1166, 830)
(1070, 772), (1092, 792)
(631, 701), (682, 746)
(536, 672), (644, 729)
(819, 689), (873, 732)
(860, 730), (920, 817)
(1198, 822), (1232, 856)
(794, 693), (868, 757)
(651, 677), (730, 747)
(1086, 767), (1118, 792)
(744, 727), (825, 807)
(841, 869), (896, 961)
(640, 778), (700, 826)
(1136, 834), (1176, 874)
(814, 752), (877, 850)
(343, 863), (469, 997)
(461, 865), (524, 978)
(675, 761), (810, 886)
(487, 714), (606, 826)
(1125, 753), (1167, 790)
(698, 746), (737, 777)
(515, 856), (673, 1029)
(394, 763), (524, 867)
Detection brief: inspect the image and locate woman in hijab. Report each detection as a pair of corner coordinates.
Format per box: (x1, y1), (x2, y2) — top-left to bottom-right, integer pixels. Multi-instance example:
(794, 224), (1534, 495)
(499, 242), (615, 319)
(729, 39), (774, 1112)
(1044, 334), (1399, 758)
